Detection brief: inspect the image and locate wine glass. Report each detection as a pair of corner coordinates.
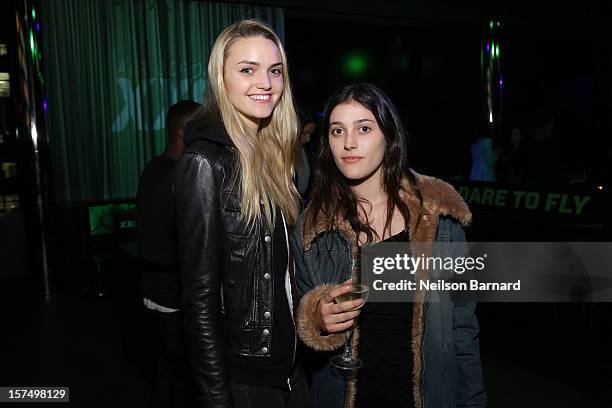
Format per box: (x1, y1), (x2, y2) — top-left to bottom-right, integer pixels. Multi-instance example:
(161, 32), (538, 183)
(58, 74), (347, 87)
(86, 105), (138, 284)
(329, 257), (370, 370)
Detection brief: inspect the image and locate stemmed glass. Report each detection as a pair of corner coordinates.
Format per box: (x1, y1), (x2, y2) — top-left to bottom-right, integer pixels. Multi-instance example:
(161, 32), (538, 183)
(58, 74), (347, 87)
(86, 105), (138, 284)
(329, 256), (370, 370)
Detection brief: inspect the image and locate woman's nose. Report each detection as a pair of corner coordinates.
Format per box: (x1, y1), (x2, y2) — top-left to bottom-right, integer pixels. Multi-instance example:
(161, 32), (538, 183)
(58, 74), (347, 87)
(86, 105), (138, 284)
(344, 132), (357, 150)
(255, 71), (272, 90)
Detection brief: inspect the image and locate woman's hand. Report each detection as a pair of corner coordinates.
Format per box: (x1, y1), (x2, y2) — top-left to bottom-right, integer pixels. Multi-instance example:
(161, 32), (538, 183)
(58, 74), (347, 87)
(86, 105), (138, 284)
(315, 279), (365, 334)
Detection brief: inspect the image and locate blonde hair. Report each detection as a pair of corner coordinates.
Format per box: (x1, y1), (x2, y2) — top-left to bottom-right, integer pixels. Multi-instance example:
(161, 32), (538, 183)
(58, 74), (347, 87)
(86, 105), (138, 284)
(202, 19), (300, 230)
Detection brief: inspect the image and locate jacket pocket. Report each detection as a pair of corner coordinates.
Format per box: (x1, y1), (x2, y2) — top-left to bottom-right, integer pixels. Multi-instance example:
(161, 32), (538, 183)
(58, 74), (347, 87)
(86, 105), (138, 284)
(220, 191), (256, 237)
(303, 239), (351, 285)
(220, 190), (242, 212)
(226, 233), (254, 262)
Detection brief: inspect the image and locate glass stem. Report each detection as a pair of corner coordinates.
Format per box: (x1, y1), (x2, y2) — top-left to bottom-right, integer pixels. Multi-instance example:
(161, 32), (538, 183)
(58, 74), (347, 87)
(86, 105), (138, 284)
(342, 330), (352, 360)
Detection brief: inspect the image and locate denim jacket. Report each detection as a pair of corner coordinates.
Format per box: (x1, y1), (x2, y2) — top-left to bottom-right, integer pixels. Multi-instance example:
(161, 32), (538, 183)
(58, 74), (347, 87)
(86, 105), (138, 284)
(292, 172), (486, 408)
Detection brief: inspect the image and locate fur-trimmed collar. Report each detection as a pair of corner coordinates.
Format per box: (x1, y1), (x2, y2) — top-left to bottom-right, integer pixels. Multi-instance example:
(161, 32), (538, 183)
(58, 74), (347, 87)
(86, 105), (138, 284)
(302, 171), (471, 248)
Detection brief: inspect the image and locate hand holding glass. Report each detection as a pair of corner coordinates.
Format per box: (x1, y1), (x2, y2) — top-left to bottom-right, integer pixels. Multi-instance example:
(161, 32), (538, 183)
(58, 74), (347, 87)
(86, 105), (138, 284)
(315, 280), (364, 333)
(329, 282), (370, 370)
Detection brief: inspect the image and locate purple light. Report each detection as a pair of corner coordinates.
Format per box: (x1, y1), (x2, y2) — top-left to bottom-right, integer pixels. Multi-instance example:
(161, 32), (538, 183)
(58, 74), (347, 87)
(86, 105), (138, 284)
(499, 79), (503, 86)
(486, 43), (490, 53)
(36, 22), (40, 32)
(43, 99), (47, 112)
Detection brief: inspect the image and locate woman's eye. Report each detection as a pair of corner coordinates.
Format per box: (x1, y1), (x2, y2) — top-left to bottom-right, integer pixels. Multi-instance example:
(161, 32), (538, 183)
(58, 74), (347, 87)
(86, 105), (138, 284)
(330, 128), (343, 136)
(270, 68), (283, 76)
(359, 126), (371, 133)
(240, 67), (254, 74)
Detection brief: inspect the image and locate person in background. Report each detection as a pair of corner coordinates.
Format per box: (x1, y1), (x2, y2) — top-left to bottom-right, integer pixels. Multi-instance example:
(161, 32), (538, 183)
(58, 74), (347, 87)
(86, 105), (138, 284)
(469, 124), (497, 182)
(296, 115), (317, 200)
(136, 99), (201, 407)
(174, 20), (309, 408)
(496, 127), (527, 185)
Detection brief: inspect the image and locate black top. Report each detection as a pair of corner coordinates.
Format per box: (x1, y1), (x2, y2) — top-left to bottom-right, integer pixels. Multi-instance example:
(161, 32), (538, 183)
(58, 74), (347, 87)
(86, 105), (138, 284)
(356, 230), (415, 407)
(228, 211), (296, 388)
(136, 155), (181, 308)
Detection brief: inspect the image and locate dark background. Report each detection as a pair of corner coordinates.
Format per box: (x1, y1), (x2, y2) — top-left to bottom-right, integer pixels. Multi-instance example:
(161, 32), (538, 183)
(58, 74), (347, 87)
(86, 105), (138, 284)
(1, 0), (612, 406)
(284, 5), (610, 184)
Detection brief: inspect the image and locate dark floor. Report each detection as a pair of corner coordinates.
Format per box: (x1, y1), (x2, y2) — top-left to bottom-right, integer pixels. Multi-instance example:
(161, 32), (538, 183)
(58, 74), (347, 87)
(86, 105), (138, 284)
(3, 273), (612, 407)
(0, 277), (149, 408)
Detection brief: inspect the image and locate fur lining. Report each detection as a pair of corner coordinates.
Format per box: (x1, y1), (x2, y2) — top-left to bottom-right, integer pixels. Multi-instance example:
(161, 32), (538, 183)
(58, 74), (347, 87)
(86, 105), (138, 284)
(346, 326), (359, 408)
(296, 284), (347, 351)
(408, 222), (436, 408)
(406, 171), (471, 226)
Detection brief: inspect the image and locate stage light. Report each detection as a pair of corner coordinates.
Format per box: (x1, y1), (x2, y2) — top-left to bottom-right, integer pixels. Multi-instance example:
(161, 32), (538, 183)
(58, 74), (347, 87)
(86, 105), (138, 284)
(345, 54), (367, 75)
(31, 122), (38, 149)
(29, 30), (35, 56)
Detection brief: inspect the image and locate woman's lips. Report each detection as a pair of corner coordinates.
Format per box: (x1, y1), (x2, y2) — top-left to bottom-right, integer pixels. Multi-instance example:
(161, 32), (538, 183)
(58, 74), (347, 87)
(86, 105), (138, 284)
(249, 94), (272, 104)
(342, 156), (362, 164)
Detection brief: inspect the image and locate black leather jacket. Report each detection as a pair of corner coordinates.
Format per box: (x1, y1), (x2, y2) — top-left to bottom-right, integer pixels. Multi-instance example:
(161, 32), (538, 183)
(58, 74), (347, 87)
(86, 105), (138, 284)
(174, 120), (295, 407)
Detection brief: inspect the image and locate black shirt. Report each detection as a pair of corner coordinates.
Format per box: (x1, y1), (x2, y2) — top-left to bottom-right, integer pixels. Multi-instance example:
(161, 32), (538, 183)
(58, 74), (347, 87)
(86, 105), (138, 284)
(356, 230), (415, 407)
(136, 155), (181, 308)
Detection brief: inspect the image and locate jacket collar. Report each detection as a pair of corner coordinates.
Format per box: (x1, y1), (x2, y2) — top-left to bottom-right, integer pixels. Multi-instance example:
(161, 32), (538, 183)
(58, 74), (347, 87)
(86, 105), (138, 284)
(302, 170), (471, 249)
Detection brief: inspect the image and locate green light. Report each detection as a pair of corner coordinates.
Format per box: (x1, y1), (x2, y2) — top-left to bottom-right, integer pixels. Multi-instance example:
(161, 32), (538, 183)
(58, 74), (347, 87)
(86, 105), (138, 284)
(490, 41), (495, 59)
(345, 54), (367, 75)
(29, 30), (35, 56)
(495, 44), (500, 58)
(489, 20), (494, 30)
(32, 7), (36, 20)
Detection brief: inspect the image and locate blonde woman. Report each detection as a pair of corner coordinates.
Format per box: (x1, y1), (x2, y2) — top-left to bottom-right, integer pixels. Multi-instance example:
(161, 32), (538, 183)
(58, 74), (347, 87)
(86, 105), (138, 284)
(174, 20), (308, 408)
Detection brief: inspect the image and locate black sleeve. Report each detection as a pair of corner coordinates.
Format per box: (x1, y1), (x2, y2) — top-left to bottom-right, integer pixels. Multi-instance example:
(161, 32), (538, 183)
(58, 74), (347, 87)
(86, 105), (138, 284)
(175, 151), (231, 408)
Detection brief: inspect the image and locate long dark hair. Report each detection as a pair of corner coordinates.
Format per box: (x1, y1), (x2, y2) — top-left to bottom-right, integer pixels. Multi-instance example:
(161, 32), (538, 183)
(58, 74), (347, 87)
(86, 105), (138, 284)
(308, 83), (421, 243)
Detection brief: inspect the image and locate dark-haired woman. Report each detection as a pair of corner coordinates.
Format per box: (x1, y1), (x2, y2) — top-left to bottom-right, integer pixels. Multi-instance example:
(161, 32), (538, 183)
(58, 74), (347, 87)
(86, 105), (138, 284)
(292, 83), (485, 408)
